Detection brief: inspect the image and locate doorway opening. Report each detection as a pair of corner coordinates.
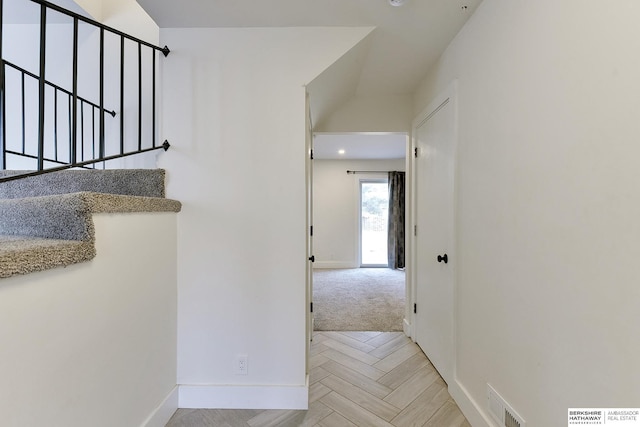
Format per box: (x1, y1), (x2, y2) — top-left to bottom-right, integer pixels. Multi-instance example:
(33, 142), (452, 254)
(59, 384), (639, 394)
(308, 132), (408, 332)
(360, 180), (389, 267)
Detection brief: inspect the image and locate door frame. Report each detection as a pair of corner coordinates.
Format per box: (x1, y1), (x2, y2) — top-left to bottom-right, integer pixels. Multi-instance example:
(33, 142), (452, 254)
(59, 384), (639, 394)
(409, 81), (459, 382)
(307, 131), (412, 334)
(304, 90), (314, 375)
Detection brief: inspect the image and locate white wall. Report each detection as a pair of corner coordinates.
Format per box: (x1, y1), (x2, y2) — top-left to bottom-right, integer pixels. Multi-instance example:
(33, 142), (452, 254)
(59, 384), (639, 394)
(413, 1), (640, 425)
(0, 213), (178, 427)
(313, 158), (405, 268)
(158, 27), (371, 409)
(71, 0), (103, 21)
(314, 94), (413, 133)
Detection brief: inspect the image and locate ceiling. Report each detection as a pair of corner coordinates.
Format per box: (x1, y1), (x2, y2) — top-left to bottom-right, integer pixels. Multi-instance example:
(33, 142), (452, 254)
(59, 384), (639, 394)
(314, 133), (406, 160)
(8, 0), (481, 159)
(135, 0), (482, 97)
(133, 0), (482, 159)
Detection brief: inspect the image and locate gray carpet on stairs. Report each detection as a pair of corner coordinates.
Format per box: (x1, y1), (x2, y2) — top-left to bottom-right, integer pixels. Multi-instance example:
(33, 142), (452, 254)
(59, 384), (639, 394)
(0, 194), (94, 241)
(0, 192), (181, 241)
(0, 236), (95, 278)
(0, 169), (181, 279)
(0, 169), (167, 198)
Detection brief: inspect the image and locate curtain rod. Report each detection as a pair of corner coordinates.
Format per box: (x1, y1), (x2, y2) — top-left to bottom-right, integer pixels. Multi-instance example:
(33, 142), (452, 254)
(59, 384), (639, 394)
(346, 170), (402, 174)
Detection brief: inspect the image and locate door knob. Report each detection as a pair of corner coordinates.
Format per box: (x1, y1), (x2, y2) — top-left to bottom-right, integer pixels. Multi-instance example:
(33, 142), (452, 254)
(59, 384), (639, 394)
(437, 254), (448, 264)
(309, 255), (315, 262)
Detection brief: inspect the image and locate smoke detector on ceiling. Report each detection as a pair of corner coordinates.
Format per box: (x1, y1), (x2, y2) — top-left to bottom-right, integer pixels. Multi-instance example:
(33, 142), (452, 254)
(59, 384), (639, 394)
(388, 0), (406, 6)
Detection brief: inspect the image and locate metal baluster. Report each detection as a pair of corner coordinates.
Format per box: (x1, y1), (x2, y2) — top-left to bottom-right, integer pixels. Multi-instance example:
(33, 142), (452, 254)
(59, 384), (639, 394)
(37, 3), (47, 171)
(92, 105), (96, 166)
(54, 88), (58, 161)
(120, 35), (124, 155)
(80, 102), (84, 162)
(152, 47), (156, 148)
(99, 27), (104, 159)
(138, 42), (142, 151)
(67, 94), (71, 164)
(0, 63), (4, 169)
(71, 17), (78, 166)
(21, 72), (25, 154)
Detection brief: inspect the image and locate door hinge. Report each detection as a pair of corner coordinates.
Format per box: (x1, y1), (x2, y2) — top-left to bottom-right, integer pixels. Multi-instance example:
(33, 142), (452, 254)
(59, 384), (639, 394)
(310, 149), (314, 160)
(414, 225), (417, 236)
(310, 302), (314, 313)
(310, 225), (313, 236)
(414, 303), (417, 314)
(414, 147), (418, 158)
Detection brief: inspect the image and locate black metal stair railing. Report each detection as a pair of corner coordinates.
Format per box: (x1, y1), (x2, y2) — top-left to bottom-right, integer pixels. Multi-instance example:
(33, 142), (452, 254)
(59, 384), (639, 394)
(0, 0), (171, 184)
(3, 59), (116, 169)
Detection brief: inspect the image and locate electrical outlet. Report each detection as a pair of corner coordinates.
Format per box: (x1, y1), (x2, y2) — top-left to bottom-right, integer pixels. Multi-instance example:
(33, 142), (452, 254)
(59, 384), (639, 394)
(236, 355), (248, 375)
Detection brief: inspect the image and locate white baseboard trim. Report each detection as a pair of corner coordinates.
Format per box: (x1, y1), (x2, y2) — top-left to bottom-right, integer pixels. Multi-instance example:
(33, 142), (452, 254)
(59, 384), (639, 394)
(313, 261), (357, 269)
(449, 379), (496, 427)
(403, 318), (412, 338)
(178, 377), (309, 410)
(141, 386), (179, 427)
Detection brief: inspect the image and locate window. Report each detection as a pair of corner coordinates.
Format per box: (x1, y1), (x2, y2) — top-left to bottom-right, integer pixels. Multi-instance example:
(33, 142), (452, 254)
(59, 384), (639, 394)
(360, 180), (388, 266)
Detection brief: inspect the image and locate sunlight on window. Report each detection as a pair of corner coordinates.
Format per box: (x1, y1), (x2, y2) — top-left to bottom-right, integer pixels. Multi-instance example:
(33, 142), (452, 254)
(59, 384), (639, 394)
(361, 181), (388, 266)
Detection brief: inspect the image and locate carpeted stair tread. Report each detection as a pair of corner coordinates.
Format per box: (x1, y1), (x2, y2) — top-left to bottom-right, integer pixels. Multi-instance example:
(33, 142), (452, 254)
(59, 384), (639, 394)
(0, 192), (181, 241)
(0, 193), (94, 240)
(0, 192), (181, 279)
(0, 169), (167, 198)
(79, 192), (182, 214)
(0, 236), (95, 279)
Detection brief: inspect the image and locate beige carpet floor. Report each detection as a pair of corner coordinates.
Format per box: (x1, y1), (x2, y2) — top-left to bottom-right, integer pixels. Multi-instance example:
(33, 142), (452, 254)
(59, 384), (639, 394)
(313, 268), (405, 331)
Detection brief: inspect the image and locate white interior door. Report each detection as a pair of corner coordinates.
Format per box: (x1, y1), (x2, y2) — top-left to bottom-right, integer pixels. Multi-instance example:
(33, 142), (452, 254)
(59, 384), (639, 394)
(413, 90), (455, 385)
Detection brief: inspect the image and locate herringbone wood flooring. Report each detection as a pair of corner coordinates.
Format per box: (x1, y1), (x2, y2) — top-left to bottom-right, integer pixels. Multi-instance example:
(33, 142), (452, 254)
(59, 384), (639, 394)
(166, 332), (469, 427)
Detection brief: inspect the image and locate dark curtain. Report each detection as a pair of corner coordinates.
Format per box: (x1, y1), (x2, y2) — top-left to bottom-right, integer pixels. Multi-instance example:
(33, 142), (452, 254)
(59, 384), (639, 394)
(387, 171), (405, 269)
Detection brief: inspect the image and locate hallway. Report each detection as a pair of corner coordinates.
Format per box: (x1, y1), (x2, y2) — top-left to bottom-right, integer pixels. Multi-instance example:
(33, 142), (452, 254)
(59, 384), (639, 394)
(167, 331), (468, 426)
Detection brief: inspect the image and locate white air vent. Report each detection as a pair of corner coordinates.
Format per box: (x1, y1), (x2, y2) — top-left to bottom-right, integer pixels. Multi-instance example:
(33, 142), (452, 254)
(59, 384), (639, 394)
(487, 384), (526, 427)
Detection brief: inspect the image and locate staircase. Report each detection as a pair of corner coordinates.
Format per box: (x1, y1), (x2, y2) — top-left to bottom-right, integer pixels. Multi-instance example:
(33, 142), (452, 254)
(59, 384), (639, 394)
(0, 169), (180, 427)
(0, 0), (180, 279)
(0, 2), (181, 425)
(0, 169), (180, 278)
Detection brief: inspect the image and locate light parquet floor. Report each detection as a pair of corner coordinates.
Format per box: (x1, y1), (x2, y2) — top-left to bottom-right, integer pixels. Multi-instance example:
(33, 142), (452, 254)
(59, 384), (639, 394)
(166, 332), (470, 427)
